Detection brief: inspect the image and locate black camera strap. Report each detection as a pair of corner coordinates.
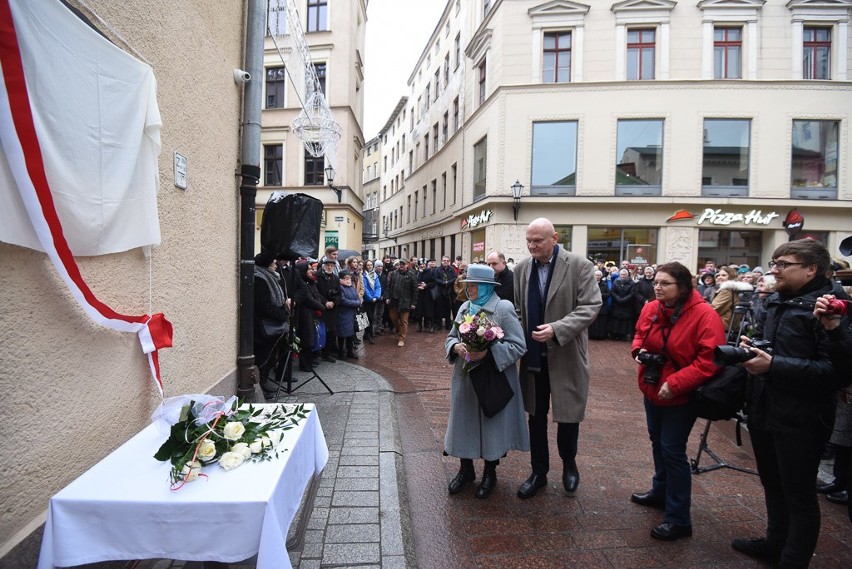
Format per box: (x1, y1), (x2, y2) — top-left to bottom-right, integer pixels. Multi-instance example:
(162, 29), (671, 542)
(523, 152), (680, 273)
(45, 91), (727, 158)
(639, 301), (684, 370)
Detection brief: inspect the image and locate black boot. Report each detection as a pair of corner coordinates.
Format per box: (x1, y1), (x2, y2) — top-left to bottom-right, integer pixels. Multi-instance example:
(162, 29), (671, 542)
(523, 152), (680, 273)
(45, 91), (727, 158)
(417, 321), (423, 333)
(298, 350), (313, 372)
(476, 460), (498, 499)
(448, 459), (475, 494)
(346, 337), (359, 359)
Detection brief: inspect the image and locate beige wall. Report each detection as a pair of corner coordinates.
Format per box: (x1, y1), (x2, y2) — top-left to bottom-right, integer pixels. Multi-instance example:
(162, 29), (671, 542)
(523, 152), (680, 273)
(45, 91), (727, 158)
(0, 0), (245, 560)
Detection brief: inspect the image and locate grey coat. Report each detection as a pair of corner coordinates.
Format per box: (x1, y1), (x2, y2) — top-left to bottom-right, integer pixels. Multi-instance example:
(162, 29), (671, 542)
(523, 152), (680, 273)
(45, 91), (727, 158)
(444, 294), (530, 461)
(514, 248), (602, 423)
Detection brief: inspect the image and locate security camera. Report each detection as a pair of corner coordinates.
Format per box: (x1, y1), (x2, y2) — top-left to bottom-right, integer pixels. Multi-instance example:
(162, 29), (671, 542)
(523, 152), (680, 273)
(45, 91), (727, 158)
(233, 69), (251, 84)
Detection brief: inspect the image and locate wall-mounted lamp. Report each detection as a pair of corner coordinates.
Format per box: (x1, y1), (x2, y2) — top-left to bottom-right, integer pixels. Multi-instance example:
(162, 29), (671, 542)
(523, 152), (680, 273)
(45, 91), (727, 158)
(324, 165), (342, 203)
(511, 180), (524, 221)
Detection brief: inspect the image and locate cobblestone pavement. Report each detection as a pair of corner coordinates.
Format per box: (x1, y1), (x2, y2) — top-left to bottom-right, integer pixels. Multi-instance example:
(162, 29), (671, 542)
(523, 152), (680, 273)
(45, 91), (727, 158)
(367, 326), (852, 569)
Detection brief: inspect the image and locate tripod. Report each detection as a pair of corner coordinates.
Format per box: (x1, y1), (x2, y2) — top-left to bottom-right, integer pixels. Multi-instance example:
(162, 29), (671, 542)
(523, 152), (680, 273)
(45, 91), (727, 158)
(264, 332), (334, 399)
(690, 413), (757, 475)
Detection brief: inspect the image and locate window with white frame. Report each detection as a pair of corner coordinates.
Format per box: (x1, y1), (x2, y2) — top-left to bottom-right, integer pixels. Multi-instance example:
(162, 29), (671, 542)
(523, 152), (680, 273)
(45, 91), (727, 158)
(531, 121), (577, 196)
(543, 31), (571, 83)
(626, 29), (655, 80)
(307, 0), (327, 32)
(788, 0), (848, 81)
(714, 27), (742, 79)
(264, 144), (283, 186)
(791, 119), (838, 200)
(803, 27), (831, 79)
(613, 0), (673, 81)
(702, 119), (751, 197)
(615, 119), (663, 196)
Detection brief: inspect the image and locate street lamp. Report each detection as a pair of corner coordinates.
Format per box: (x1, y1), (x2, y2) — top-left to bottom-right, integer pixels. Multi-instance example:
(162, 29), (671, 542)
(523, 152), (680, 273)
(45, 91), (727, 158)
(511, 180), (523, 221)
(324, 164), (342, 203)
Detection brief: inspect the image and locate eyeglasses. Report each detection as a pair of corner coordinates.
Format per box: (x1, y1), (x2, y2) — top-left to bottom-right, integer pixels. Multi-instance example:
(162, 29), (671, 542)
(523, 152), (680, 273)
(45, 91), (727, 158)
(768, 260), (805, 271)
(653, 281), (676, 288)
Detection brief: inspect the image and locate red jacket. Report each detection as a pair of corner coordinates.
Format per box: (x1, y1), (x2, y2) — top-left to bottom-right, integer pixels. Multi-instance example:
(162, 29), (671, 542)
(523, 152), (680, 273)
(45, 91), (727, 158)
(632, 289), (725, 406)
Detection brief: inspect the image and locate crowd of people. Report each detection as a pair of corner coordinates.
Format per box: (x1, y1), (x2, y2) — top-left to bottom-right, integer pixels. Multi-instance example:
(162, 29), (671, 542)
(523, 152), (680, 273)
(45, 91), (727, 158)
(255, 226), (851, 568)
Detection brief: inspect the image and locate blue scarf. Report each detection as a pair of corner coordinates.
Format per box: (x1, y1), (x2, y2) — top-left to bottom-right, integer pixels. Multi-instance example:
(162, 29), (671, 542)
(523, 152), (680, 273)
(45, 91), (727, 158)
(467, 284), (494, 313)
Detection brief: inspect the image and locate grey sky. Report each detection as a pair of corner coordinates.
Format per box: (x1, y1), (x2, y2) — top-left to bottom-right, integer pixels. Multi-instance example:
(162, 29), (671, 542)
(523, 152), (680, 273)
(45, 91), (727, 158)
(363, 0), (446, 138)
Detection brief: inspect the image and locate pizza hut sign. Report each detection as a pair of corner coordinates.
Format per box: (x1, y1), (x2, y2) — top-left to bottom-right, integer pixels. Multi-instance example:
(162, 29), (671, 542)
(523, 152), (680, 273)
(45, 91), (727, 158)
(697, 208), (779, 226)
(461, 209), (493, 230)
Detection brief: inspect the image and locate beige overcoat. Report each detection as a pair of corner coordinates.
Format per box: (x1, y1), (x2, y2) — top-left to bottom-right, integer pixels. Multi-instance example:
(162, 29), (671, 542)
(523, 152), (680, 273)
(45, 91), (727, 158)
(513, 247), (602, 422)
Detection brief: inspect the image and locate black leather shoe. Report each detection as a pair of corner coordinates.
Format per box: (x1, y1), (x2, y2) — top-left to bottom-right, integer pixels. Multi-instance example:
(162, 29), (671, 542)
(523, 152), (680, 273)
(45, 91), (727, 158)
(517, 473), (547, 499)
(651, 522), (692, 541)
(475, 471), (496, 499)
(448, 468), (476, 495)
(817, 480), (843, 494)
(731, 537), (782, 564)
(631, 491), (666, 510)
(562, 466), (580, 494)
(827, 490), (849, 504)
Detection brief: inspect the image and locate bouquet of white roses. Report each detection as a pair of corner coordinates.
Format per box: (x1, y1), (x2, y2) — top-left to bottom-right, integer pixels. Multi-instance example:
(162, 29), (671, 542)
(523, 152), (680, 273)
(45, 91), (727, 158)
(152, 395), (307, 489)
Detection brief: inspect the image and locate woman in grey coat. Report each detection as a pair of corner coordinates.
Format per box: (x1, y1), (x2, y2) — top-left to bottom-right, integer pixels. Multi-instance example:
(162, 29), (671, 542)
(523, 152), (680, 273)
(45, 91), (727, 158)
(444, 264), (529, 499)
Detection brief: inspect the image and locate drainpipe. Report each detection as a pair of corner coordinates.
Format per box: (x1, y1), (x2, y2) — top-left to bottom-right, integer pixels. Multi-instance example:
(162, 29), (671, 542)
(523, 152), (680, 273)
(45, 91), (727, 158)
(237, 0), (264, 399)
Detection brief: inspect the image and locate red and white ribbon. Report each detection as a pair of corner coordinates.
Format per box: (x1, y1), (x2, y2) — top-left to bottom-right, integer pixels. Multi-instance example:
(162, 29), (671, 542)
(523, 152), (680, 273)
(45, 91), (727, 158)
(0, 0), (172, 395)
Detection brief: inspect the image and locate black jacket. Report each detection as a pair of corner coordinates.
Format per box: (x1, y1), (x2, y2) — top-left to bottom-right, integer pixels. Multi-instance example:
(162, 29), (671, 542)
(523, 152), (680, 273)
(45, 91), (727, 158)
(610, 278), (636, 320)
(746, 276), (840, 436)
(495, 268), (515, 305)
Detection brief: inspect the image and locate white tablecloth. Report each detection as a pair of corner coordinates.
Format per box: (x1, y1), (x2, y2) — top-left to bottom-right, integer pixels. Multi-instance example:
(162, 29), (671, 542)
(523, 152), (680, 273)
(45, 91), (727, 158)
(37, 404), (328, 569)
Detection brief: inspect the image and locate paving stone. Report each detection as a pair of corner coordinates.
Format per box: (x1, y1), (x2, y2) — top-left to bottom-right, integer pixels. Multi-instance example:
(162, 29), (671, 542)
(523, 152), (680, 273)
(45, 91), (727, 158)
(339, 454), (379, 466)
(325, 523), (381, 543)
(321, 543), (380, 565)
(337, 465), (379, 478)
(335, 477), (380, 491)
(331, 490), (380, 507)
(328, 507), (380, 525)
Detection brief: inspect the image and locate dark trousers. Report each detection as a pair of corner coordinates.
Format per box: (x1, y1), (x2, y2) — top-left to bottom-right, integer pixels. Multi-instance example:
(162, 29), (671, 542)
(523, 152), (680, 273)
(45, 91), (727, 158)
(528, 365), (579, 475)
(644, 398), (697, 527)
(749, 426), (829, 568)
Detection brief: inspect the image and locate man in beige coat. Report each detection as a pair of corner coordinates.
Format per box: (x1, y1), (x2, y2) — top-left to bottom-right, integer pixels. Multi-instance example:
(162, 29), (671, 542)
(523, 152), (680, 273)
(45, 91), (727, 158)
(514, 218), (602, 498)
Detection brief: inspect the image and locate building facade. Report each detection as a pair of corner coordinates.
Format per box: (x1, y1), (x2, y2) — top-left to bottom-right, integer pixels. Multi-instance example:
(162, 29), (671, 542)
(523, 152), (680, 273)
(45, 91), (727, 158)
(258, 0), (367, 255)
(378, 0), (852, 270)
(0, 0), (248, 564)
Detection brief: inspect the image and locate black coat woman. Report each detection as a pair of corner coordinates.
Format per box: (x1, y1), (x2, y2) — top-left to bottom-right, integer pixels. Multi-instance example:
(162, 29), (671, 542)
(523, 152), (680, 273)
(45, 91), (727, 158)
(254, 251), (289, 396)
(609, 268), (636, 340)
(293, 261), (326, 371)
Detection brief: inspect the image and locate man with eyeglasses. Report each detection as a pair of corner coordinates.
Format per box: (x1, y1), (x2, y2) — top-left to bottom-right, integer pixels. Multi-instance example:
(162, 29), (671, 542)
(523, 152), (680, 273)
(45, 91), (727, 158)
(731, 239), (848, 568)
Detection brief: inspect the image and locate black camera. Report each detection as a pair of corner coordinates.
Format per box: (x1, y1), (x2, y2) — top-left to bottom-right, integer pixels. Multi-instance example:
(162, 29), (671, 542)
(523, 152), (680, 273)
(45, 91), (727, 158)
(714, 338), (772, 366)
(637, 352), (666, 385)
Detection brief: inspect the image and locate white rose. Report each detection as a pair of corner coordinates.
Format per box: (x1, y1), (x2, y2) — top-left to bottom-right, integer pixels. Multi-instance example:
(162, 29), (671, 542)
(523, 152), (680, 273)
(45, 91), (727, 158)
(476, 327), (486, 336)
(181, 460), (203, 482)
(268, 431), (285, 448)
(232, 442), (252, 459)
(260, 436), (272, 450)
(249, 439), (263, 454)
(197, 439), (217, 462)
(219, 451), (245, 471)
(222, 421), (245, 441)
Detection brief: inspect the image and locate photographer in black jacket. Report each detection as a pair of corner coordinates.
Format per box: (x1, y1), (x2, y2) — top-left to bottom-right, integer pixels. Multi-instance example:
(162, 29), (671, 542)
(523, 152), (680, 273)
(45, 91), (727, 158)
(731, 239), (843, 568)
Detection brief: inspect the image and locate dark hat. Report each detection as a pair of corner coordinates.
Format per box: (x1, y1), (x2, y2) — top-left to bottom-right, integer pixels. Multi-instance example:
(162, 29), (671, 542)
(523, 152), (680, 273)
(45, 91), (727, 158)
(338, 269), (352, 278)
(321, 257), (337, 265)
(255, 250), (275, 268)
(459, 264), (500, 286)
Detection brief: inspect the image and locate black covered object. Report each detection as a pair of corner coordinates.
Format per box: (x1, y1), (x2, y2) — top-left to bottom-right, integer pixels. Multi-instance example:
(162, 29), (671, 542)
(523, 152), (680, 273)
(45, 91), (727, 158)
(261, 193), (323, 260)
(468, 351), (515, 418)
(691, 364), (747, 421)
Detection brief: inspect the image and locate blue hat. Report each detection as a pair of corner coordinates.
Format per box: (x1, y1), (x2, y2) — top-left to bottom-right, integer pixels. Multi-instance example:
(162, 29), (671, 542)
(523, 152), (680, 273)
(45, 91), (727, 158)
(459, 264), (500, 286)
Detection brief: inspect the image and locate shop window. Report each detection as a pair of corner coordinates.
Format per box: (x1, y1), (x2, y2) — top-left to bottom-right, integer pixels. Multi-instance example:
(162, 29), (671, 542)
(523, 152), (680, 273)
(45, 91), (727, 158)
(698, 229), (762, 269)
(615, 119), (663, 196)
(791, 120), (838, 200)
(588, 227), (658, 267)
(702, 119), (750, 197)
(554, 225), (572, 251)
(531, 121), (577, 196)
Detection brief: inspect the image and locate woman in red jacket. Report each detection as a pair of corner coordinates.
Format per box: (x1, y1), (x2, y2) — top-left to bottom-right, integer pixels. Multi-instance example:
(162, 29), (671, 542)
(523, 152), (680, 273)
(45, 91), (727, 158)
(630, 262), (726, 541)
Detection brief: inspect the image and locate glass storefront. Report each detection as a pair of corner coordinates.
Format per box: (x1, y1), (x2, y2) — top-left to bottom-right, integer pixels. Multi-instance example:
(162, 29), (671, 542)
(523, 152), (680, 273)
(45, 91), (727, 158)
(588, 227), (657, 267)
(469, 229), (486, 263)
(697, 229), (762, 269)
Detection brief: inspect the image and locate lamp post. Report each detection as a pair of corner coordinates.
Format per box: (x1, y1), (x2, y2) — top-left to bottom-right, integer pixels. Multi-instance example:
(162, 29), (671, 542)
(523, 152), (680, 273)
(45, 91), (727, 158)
(511, 180), (523, 221)
(324, 164), (342, 203)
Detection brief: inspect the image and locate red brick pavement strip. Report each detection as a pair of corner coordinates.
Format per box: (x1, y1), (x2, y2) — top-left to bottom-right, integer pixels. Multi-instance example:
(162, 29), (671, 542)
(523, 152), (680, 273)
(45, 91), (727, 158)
(364, 329), (852, 568)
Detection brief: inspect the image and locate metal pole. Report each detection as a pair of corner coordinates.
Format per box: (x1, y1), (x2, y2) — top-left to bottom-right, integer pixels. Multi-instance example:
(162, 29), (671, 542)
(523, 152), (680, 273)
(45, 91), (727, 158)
(237, 0), (265, 399)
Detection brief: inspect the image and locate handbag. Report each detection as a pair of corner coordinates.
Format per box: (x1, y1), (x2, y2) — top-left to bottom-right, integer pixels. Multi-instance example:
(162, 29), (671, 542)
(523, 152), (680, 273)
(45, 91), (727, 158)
(355, 310), (370, 332)
(313, 320), (326, 351)
(468, 351), (515, 418)
(691, 364), (748, 421)
(260, 318), (288, 339)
